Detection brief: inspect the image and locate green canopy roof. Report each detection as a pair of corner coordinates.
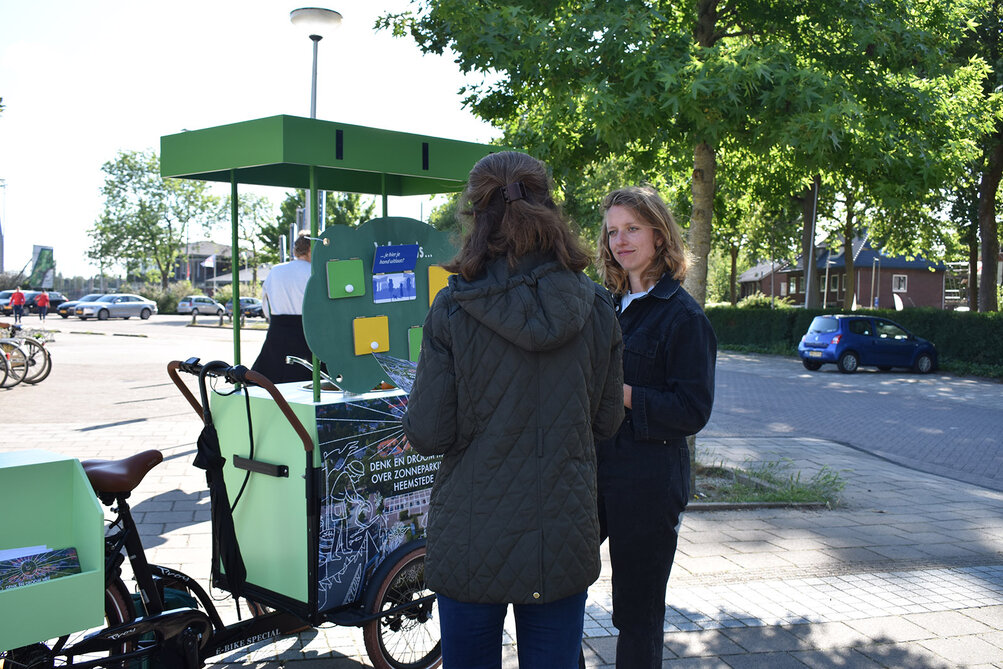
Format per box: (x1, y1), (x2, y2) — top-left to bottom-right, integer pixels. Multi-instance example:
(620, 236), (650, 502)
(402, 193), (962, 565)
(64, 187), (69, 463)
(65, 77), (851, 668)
(160, 114), (499, 195)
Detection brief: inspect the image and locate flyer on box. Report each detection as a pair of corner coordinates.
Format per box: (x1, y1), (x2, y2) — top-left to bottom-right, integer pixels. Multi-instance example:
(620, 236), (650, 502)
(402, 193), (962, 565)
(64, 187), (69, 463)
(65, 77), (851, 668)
(0, 547), (81, 591)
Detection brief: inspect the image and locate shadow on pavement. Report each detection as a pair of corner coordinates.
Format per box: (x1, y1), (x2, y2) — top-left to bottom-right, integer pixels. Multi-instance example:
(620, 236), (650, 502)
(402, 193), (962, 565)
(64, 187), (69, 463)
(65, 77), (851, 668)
(585, 625), (954, 667)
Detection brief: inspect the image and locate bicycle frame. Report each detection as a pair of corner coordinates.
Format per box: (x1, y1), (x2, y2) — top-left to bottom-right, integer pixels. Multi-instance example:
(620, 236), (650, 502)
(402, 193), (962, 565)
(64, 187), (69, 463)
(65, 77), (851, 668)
(36, 483), (313, 668)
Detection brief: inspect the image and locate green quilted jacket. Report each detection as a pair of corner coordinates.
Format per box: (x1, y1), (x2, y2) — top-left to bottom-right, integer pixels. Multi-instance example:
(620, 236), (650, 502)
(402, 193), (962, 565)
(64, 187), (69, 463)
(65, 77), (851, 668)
(402, 254), (624, 604)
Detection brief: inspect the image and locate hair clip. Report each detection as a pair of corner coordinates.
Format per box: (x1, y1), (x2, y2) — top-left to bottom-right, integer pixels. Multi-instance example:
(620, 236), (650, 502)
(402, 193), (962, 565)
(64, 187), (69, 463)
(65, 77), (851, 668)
(501, 182), (527, 204)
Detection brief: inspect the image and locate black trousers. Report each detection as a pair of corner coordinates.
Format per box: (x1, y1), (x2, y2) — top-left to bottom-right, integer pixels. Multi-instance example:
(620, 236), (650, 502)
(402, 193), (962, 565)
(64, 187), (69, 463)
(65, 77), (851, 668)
(596, 437), (690, 668)
(251, 314), (312, 384)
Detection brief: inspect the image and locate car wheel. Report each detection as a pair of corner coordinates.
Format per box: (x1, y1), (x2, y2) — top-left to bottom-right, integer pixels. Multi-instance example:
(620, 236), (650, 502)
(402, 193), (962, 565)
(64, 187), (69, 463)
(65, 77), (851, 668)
(802, 359), (822, 371)
(216, 308), (224, 316)
(914, 353), (934, 374)
(837, 351), (859, 374)
(878, 365), (892, 371)
(140, 308), (151, 320)
(97, 309), (109, 321)
(60, 313), (69, 319)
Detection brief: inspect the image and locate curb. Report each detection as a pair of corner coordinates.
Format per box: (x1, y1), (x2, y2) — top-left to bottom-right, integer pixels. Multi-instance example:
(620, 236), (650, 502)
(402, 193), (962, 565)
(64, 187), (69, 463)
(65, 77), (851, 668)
(688, 500), (829, 511)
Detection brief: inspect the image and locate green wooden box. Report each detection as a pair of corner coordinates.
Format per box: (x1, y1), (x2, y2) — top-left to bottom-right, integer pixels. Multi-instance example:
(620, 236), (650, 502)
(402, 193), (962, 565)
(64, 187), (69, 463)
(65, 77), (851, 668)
(0, 451), (104, 652)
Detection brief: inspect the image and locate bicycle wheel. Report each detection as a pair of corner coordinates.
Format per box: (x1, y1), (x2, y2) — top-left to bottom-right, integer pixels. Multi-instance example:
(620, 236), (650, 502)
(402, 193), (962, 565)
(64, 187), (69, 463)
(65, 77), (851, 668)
(0, 341), (28, 388)
(17, 339), (52, 385)
(0, 577), (136, 668)
(362, 546), (441, 669)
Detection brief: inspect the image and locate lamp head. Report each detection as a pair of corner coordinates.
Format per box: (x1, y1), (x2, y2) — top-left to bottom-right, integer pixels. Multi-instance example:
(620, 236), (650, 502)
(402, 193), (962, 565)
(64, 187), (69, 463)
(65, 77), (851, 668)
(290, 7), (343, 40)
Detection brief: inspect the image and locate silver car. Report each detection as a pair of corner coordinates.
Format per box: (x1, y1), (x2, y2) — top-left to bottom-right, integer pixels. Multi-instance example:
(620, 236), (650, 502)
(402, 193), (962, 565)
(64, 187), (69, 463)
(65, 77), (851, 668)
(75, 294), (158, 320)
(177, 295), (225, 316)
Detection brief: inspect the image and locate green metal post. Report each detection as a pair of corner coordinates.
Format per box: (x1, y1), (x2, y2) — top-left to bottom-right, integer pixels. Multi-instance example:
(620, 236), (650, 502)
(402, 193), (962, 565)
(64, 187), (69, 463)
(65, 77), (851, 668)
(310, 166), (321, 403)
(231, 172), (241, 364)
(381, 173), (388, 217)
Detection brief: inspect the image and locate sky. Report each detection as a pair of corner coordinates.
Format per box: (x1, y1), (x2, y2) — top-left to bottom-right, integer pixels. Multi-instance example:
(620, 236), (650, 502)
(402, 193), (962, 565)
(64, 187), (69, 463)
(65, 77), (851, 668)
(0, 1), (499, 278)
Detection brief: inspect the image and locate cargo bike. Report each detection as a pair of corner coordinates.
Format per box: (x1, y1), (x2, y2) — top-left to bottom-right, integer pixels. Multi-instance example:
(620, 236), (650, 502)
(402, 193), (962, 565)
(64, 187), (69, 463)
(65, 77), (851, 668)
(0, 117), (499, 668)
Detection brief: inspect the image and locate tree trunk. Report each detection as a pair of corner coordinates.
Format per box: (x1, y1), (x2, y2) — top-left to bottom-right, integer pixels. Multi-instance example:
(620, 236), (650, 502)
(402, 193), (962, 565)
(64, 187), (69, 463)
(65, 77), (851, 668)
(968, 236), (979, 309)
(685, 141), (715, 308)
(978, 126), (1002, 313)
(796, 176), (822, 308)
(842, 191), (856, 310)
(807, 175), (821, 308)
(729, 244), (738, 305)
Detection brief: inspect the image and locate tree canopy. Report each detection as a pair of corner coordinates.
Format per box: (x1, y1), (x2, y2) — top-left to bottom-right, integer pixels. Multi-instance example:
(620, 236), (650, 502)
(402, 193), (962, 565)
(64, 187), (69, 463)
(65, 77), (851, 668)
(89, 150), (217, 291)
(384, 0), (993, 306)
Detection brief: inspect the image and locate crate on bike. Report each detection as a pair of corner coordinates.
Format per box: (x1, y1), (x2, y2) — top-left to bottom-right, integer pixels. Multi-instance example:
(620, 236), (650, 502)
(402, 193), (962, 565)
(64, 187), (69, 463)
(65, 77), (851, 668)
(210, 382), (438, 622)
(0, 451), (104, 651)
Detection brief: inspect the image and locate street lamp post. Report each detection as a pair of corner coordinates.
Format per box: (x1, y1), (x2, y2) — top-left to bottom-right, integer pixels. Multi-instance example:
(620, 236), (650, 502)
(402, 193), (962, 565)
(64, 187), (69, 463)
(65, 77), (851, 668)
(290, 7), (341, 401)
(289, 7), (343, 120)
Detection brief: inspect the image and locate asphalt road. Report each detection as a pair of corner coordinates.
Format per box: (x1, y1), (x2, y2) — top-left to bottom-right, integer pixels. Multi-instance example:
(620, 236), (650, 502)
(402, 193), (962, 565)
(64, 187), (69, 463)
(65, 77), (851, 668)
(704, 352), (1003, 492)
(8, 315), (1001, 492)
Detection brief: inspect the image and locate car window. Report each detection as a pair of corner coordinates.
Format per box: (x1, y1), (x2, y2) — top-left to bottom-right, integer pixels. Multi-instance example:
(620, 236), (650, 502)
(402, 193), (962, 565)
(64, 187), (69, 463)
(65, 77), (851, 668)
(808, 316), (839, 334)
(875, 320), (909, 340)
(848, 319), (873, 336)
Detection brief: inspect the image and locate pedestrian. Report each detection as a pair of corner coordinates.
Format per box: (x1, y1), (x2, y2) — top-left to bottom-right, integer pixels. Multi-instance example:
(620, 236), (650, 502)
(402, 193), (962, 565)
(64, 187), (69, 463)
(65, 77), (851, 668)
(251, 232), (313, 383)
(10, 287), (25, 324)
(593, 186), (716, 668)
(402, 151), (624, 669)
(36, 290), (50, 322)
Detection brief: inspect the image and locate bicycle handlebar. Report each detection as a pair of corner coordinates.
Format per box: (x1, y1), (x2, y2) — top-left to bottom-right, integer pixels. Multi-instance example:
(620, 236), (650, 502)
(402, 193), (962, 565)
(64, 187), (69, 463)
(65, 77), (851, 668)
(168, 358), (315, 453)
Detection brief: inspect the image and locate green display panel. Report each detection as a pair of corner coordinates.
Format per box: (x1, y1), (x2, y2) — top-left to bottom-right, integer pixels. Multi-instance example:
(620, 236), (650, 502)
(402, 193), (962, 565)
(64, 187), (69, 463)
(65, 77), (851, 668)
(211, 386), (320, 606)
(303, 217), (456, 394)
(0, 451), (104, 651)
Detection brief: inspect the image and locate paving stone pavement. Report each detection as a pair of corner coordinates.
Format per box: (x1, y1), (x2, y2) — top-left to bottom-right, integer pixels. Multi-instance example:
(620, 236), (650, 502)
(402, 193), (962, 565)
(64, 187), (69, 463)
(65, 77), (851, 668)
(3, 329), (1002, 668)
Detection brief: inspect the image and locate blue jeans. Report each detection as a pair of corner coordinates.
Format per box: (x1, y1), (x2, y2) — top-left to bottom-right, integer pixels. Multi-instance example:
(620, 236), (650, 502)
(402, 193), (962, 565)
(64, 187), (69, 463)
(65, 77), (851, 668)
(438, 591), (587, 669)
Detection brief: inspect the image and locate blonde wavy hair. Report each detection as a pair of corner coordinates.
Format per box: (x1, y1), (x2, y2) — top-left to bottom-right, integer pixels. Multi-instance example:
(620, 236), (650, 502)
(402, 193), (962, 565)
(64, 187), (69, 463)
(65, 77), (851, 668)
(596, 186), (690, 295)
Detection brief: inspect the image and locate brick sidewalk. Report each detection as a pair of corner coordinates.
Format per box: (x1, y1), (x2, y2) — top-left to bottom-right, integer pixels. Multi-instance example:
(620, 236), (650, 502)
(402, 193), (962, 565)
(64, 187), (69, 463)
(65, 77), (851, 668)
(3, 330), (1002, 667)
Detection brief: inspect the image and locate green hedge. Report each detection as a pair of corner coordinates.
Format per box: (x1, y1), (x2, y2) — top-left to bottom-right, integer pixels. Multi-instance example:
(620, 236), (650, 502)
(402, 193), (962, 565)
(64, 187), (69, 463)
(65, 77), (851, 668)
(705, 306), (1003, 379)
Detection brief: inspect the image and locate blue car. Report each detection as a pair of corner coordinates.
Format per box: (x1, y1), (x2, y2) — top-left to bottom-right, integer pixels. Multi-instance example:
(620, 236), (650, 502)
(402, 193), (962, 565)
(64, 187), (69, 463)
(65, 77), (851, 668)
(798, 315), (937, 374)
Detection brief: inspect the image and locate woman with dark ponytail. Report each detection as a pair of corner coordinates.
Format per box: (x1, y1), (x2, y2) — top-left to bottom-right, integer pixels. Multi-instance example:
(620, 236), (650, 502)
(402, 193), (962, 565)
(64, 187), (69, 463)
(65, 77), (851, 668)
(403, 151), (624, 668)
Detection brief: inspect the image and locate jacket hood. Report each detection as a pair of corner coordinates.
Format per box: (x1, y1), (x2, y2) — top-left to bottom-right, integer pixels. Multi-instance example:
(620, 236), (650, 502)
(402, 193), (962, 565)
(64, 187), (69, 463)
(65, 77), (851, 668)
(450, 254), (595, 352)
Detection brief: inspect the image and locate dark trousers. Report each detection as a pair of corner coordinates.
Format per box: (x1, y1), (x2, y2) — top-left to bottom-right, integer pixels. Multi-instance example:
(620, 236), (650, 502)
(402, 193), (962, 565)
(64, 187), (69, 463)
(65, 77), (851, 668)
(438, 591), (587, 669)
(251, 314), (312, 384)
(596, 438), (689, 668)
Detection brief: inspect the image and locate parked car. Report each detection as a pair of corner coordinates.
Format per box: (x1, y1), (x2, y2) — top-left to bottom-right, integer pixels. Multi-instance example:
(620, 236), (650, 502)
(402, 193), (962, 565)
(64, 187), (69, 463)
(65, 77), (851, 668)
(0, 290), (17, 316)
(57, 293), (105, 318)
(177, 295), (225, 316)
(225, 297), (264, 318)
(75, 294), (158, 320)
(798, 314), (937, 374)
(25, 291), (68, 314)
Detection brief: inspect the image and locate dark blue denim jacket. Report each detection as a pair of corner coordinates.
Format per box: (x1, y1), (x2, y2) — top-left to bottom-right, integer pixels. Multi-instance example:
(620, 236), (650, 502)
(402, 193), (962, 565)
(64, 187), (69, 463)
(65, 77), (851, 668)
(611, 273), (717, 445)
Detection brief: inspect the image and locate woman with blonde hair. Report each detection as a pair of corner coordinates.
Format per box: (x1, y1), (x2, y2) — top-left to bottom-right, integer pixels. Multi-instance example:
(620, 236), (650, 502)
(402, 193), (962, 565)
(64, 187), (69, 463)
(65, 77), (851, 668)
(594, 185), (716, 668)
(403, 151), (624, 668)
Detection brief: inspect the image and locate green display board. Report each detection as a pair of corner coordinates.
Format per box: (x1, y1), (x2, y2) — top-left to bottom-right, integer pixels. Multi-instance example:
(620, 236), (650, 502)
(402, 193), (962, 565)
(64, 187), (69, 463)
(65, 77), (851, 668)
(303, 217), (457, 394)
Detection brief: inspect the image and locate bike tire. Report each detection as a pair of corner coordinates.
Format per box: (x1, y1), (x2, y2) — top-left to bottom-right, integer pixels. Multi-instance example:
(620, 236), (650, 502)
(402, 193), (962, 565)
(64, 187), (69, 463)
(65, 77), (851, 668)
(362, 546), (441, 669)
(0, 577), (135, 668)
(0, 341), (28, 388)
(18, 339), (52, 385)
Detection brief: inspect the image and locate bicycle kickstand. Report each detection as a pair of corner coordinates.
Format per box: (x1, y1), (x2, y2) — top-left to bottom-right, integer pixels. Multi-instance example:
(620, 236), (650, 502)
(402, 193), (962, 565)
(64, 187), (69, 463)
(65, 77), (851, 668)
(180, 627), (203, 668)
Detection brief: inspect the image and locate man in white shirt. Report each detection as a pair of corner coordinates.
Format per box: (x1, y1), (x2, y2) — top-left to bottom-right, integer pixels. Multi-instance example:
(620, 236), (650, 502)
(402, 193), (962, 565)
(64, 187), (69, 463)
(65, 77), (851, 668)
(252, 233), (314, 383)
